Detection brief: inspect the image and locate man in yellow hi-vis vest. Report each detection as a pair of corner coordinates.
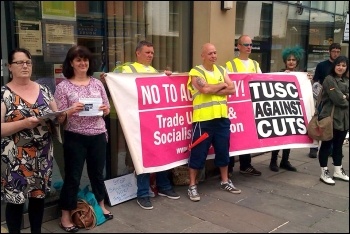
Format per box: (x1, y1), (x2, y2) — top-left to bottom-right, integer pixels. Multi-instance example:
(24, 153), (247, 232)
(225, 35), (262, 177)
(101, 41), (177, 210)
(186, 43), (241, 202)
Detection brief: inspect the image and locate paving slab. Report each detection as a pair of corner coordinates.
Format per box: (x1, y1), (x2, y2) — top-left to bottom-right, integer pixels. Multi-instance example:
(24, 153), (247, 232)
(3, 145), (348, 233)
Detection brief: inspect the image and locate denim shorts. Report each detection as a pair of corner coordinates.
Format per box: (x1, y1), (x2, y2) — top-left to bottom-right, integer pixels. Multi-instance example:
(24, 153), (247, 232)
(188, 118), (230, 169)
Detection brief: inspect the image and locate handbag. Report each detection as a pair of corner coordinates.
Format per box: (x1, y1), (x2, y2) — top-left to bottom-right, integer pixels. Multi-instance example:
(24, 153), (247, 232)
(70, 199), (97, 230)
(307, 102), (334, 141)
(307, 86), (335, 141)
(77, 185), (107, 226)
(307, 112), (333, 141)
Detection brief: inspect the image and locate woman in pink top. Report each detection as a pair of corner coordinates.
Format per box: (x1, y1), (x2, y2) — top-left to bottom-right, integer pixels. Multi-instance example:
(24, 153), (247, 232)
(54, 45), (111, 232)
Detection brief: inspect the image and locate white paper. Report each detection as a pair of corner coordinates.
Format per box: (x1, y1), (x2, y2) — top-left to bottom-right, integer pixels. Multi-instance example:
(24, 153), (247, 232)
(79, 98), (103, 116)
(104, 173), (137, 206)
(38, 106), (74, 120)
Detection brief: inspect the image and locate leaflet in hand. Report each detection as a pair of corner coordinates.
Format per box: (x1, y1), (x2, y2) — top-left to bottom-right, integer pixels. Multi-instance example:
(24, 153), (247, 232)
(38, 107), (73, 120)
(79, 98), (103, 116)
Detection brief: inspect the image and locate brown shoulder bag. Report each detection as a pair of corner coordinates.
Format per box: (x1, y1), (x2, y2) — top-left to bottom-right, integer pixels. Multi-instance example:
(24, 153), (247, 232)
(70, 199), (97, 230)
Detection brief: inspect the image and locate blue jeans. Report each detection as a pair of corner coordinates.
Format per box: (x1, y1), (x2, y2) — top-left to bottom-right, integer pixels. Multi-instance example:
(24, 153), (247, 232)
(137, 171), (172, 198)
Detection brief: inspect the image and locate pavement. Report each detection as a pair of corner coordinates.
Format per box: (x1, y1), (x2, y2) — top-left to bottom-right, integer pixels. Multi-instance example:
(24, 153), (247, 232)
(2, 144), (349, 233)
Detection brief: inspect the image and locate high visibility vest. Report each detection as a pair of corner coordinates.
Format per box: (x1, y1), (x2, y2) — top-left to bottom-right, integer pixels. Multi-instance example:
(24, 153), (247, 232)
(187, 65), (228, 122)
(109, 62), (158, 119)
(226, 58), (260, 73)
(122, 62), (158, 73)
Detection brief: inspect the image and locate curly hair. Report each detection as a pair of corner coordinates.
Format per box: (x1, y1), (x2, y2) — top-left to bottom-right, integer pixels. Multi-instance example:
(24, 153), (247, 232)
(281, 46), (305, 66)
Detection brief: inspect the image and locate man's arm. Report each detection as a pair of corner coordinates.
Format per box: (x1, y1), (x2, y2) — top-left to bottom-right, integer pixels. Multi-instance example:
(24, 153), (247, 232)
(191, 76), (228, 94)
(215, 73), (235, 95)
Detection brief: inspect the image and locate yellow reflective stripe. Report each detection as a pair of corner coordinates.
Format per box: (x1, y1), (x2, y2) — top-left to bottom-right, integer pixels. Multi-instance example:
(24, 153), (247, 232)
(192, 91), (200, 99)
(192, 67), (207, 81)
(230, 61), (237, 72)
(216, 65), (225, 77)
(193, 65), (225, 79)
(253, 61), (258, 73)
(231, 59), (258, 73)
(126, 64), (138, 73)
(193, 100), (227, 110)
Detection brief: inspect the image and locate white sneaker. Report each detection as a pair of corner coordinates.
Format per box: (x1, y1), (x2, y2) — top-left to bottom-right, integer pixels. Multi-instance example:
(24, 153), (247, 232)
(320, 168), (335, 185)
(333, 167), (349, 182)
(188, 185), (200, 201)
(220, 179), (241, 194)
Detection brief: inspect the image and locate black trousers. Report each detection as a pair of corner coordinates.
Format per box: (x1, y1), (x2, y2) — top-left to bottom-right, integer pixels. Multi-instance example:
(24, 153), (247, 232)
(6, 198), (45, 233)
(59, 131), (107, 210)
(271, 149), (291, 161)
(319, 129), (347, 167)
(229, 154), (252, 170)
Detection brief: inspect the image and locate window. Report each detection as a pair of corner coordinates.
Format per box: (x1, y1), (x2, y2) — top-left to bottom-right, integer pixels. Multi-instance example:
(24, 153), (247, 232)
(106, 1), (190, 73)
(169, 1), (179, 32)
(235, 1), (247, 36)
(259, 3), (273, 38)
(105, 1), (191, 177)
(89, 1), (103, 14)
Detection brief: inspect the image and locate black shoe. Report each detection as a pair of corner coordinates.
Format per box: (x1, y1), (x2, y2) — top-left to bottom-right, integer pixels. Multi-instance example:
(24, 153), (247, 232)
(158, 189), (180, 199)
(309, 148), (317, 158)
(240, 166), (262, 176)
(137, 197), (153, 210)
(269, 161), (279, 172)
(280, 161), (297, 171)
(104, 212), (114, 220)
(59, 223), (79, 233)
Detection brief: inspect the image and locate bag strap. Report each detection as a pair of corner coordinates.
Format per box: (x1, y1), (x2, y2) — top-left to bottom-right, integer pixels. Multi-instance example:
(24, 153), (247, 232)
(315, 87), (335, 118)
(330, 105), (335, 117)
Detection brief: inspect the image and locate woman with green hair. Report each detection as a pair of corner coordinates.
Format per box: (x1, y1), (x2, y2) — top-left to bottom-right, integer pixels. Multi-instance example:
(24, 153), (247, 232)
(280, 45), (305, 72)
(269, 45), (307, 172)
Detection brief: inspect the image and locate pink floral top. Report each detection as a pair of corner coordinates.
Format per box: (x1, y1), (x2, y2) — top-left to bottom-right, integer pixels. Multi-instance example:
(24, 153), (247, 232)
(54, 77), (110, 139)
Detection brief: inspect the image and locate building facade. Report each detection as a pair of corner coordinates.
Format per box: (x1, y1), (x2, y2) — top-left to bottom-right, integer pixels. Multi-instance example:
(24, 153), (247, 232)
(1, 1), (349, 226)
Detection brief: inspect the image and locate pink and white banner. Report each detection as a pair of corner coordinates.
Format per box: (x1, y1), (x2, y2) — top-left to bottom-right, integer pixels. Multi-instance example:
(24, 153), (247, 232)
(105, 72), (316, 174)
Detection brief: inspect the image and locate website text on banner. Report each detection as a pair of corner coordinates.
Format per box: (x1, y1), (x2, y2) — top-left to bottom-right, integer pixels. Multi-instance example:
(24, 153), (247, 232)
(105, 72), (315, 175)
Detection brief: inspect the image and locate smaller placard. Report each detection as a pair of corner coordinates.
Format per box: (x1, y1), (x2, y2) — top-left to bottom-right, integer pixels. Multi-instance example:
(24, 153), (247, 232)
(104, 173), (137, 206)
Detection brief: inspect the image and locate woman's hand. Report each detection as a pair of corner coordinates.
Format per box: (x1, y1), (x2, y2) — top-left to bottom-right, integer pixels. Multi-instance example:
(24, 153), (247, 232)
(25, 116), (40, 129)
(57, 111), (68, 123)
(99, 104), (110, 117)
(69, 102), (85, 116)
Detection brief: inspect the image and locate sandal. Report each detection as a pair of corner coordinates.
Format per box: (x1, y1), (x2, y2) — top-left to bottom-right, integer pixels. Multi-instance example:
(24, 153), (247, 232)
(59, 222), (79, 233)
(104, 212), (114, 220)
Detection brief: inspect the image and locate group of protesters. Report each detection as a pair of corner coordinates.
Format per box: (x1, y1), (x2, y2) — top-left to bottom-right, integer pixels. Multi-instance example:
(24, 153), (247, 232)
(1, 35), (348, 233)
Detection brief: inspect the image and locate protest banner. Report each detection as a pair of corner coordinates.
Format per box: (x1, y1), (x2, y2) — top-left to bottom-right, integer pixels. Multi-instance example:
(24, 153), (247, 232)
(105, 72), (315, 174)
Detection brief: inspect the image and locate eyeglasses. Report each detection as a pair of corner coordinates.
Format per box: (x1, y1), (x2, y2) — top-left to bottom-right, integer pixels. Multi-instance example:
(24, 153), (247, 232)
(240, 43), (253, 47)
(11, 60), (32, 66)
